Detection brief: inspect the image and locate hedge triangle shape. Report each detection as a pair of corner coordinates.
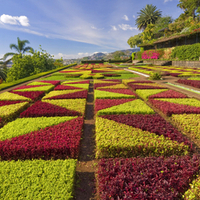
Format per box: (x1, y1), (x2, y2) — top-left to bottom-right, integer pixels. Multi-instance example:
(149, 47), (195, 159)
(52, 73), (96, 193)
(97, 99), (155, 115)
(0, 116), (77, 141)
(20, 101), (81, 118)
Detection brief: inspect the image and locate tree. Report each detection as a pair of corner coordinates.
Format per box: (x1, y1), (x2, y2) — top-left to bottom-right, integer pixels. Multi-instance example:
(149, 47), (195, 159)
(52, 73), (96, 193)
(135, 4), (162, 30)
(2, 37), (34, 62)
(153, 16), (173, 33)
(127, 33), (142, 48)
(177, 0), (200, 19)
(141, 24), (155, 43)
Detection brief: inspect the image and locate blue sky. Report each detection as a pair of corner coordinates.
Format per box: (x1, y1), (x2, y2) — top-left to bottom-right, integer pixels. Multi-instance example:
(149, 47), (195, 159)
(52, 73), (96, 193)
(0, 0), (183, 59)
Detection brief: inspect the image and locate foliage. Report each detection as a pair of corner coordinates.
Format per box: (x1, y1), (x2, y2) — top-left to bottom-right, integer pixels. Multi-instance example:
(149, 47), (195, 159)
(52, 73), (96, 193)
(153, 16), (173, 34)
(10, 91), (45, 102)
(149, 99), (200, 116)
(149, 71), (162, 80)
(101, 114), (193, 147)
(95, 99), (134, 112)
(128, 83), (166, 90)
(20, 101), (81, 118)
(127, 34), (142, 48)
(94, 90), (135, 99)
(135, 51), (143, 60)
(135, 4), (162, 30)
(2, 37), (33, 62)
(172, 114), (200, 139)
(0, 117), (83, 160)
(142, 49), (164, 59)
(136, 89), (168, 100)
(141, 24), (155, 43)
(42, 89), (88, 99)
(97, 155), (199, 199)
(96, 99), (155, 115)
(0, 116), (77, 141)
(0, 159), (76, 199)
(0, 102), (29, 121)
(42, 99), (86, 115)
(177, 79), (200, 88)
(149, 89), (187, 98)
(0, 63), (76, 91)
(95, 117), (189, 158)
(97, 84), (127, 89)
(14, 85), (55, 93)
(6, 46), (55, 82)
(0, 91), (32, 101)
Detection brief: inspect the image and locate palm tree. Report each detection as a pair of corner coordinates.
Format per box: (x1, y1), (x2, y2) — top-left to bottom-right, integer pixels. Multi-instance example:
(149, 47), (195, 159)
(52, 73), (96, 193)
(136, 4), (162, 31)
(2, 37), (34, 62)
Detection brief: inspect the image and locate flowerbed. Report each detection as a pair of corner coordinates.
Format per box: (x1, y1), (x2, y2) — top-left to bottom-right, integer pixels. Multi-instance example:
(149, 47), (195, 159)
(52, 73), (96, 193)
(0, 92), (32, 101)
(20, 101), (82, 117)
(10, 91), (45, 102)
(0, 116), (77, 141)
(95, 99), (135, 113)
(96, 83), (127, 89)
(98, 89), (137, 96)
(101, 114), (193, 149)
(95, 117), (189, 158)
(62, 80), (90, 84)
(0, 117), (83, 160)
(128, 83), (167, 90)
(13, 85), (55, 93)
(136, 89), (168, 100)
(172, 114), (200, 140)
(97, 155), (200, 199)
(42, 89), (88, 99)
(96, 99), (155, 115)
(94, 90), (135, 99)
(149, 99), (200, 116)
(0, 159), (76, 199)
(42, 99), (86, 115)
(177, 79), (200, 89)
(0, 102), (29, 121)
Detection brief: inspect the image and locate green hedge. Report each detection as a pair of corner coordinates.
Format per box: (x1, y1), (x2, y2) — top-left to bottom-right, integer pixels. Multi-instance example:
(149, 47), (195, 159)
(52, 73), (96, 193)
(171, 43), (200, 61)
(0, 63), (76, 91)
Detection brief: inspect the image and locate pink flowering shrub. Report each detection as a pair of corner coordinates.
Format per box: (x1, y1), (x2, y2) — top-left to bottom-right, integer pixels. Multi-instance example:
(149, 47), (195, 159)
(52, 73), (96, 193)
(142, 49), (164, 60)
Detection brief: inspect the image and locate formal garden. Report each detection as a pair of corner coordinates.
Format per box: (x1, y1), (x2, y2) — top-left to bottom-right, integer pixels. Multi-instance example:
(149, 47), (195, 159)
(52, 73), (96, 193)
(0, 62), (200, 199)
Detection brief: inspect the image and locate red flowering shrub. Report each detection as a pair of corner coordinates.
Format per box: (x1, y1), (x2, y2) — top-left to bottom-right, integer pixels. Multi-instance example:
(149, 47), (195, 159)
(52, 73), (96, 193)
(10, 91), (45, 101)
(0, 117), (84, 160)
(20, 101), (81, 117)
(39, 80), (60, 86)
(149, 90), (187, 98)
(94, 83), (117, 89)
(46, 90), (88, 99)
(54, 85), (82, 90)
(142, 49), (164, 59)
(95, 99), (135, 112)
(98, 89), (137, 96)
(101, 114), (193, 149)
(97, 155), (200, 199)
(149, 99), (200, 116)
(177, 79), (200, 88)
(0, 100), (26, 106)
(128, 84), (167, 90)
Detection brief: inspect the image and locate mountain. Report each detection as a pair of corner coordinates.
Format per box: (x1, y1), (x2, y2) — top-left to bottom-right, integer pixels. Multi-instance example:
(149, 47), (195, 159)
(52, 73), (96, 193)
(63, 48), (140, 65)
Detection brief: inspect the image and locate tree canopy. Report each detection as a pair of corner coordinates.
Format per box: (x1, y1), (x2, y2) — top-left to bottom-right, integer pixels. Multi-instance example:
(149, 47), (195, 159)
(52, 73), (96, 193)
(135, 4), (162, 30)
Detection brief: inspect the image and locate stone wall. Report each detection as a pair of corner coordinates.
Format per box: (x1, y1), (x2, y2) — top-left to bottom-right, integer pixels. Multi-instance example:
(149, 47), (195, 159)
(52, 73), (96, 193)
(172, 61), (200, 68)
(143, 60), (172, 66)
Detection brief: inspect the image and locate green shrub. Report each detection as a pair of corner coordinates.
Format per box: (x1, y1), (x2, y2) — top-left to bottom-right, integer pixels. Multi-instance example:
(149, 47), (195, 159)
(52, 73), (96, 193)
(149, 71), (162, 80)
(170, 43), (200, 61)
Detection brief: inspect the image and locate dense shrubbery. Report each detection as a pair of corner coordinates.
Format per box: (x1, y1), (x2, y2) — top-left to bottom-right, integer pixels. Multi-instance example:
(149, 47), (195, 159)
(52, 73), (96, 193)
(170, 43), (200, 61)
(142, 49), (164, 59)
(6, 47), (56, 82)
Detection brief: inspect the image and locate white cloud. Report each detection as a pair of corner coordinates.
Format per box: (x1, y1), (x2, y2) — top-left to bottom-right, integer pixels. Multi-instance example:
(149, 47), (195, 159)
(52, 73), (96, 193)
(133, 15), (136, 18)
(118, 24), (137, 31)
(164, 0), (172, 3)
(0, 14), (30, 26)
(91, 25), (97, 30)
(111, 25), (117, 31)
(122, 15), (129, 21)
